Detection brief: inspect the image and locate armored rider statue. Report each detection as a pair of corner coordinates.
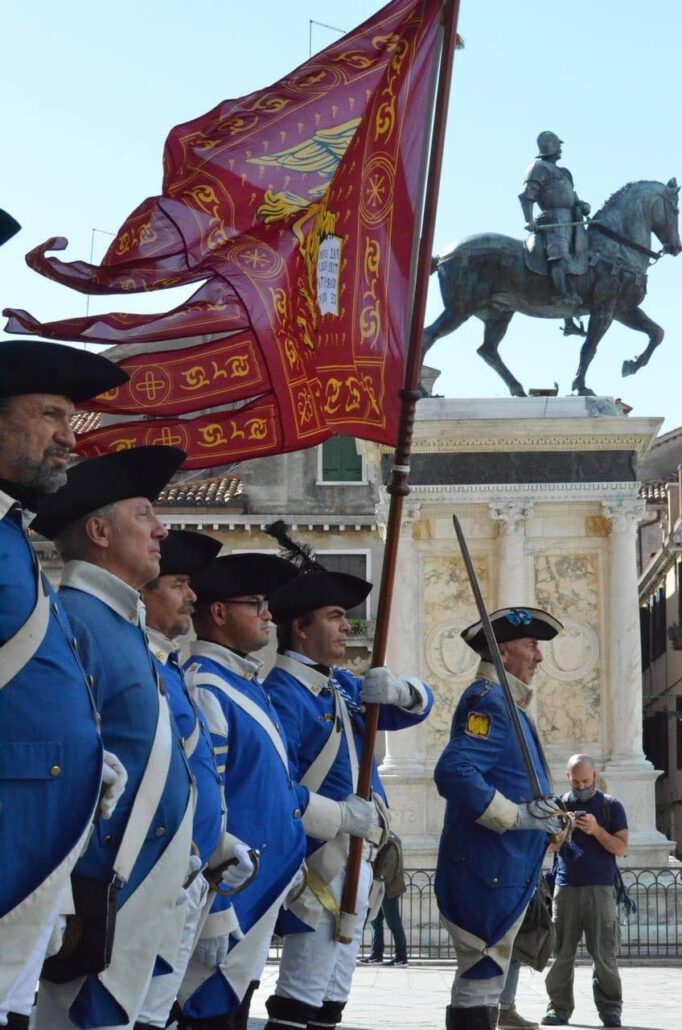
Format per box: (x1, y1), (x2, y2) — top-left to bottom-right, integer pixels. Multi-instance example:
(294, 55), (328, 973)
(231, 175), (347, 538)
(519, 131), (591, 307)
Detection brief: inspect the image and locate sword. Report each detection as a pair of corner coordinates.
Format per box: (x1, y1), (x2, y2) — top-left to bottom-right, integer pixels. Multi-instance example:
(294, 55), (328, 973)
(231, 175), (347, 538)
(452, 515), (550, 801)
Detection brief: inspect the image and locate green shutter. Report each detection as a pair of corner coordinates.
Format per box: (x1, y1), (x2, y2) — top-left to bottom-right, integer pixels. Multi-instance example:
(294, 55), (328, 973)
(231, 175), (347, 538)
(322, 436), (362, 482)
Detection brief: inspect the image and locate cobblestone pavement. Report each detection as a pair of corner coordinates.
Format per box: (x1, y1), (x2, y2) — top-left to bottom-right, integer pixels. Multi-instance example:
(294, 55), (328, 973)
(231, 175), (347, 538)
(249, 962), (681, 1030)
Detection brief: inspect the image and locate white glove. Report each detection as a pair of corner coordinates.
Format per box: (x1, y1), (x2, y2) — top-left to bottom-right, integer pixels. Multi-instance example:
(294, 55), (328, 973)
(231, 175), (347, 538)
(99, 750), (128, 819)
(177, 854), (203, 904)
(513, 800), (564, 836)
(221, 842), (254, 889)
(194, 932), (231, 967)
(338, 794), (380, 838)
(361, 666), (414, 707)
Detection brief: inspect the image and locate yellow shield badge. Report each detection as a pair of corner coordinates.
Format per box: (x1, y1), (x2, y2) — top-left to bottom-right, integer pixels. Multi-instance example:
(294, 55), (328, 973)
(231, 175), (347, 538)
(465, 711), (491, 739)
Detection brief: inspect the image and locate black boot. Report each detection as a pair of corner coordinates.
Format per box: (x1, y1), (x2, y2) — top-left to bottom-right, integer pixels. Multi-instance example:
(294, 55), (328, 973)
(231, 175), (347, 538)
(178, 1012), (236, 1029)
(264, 994), (319, 1030)
(6, 1014), (30, 1030)
(445, 1005), (497, 1029)
(232, 979), (259, 1030)
(309, 999), (346, 1028)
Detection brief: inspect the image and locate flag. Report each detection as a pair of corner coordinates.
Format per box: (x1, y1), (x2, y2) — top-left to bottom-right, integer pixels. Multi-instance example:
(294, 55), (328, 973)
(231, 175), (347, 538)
(5, 0), (446, 467)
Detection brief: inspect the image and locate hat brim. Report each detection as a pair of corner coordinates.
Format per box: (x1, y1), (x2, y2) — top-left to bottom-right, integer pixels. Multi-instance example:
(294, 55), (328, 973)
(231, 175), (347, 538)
(0, 339), (128, 403)
(462, 607), (562, 653)
(269, 571), (372, 621)
(158, 529), (222, 578)
(192, 554), (299, 604)
(32, 446), (185, 539)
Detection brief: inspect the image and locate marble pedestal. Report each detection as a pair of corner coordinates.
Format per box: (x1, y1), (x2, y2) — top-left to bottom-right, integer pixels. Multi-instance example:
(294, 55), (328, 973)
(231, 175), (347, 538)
(363, 396), (674, 868)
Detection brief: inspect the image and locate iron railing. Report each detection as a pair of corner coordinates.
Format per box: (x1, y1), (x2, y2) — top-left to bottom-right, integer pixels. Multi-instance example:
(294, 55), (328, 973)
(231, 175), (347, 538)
(356, 867), (682, 961)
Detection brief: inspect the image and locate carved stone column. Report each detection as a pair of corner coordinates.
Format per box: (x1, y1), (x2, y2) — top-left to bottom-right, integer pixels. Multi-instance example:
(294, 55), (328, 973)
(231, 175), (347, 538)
(489, 501), (534, 607)
(377, 500), (437, 863)
(601, 498), (674, 863)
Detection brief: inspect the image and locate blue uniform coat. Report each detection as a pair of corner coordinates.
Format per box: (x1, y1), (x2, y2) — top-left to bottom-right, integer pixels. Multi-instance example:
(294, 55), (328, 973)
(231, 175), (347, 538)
(0, 497), (102, 997)
(52, 566), (193, 1029)
(434, 663), (550, 978)
(182, 642), (307, 1018)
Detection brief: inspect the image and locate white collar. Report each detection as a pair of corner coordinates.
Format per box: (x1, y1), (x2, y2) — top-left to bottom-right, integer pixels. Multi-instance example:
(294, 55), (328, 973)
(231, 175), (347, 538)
(189, 638), (263, 680)
(0, 487), (35, 528)
(276, 651), (332, 696)
(147, 627), (179, 665)
(61, 560), (145, 627)
(477, 659), (534, 709)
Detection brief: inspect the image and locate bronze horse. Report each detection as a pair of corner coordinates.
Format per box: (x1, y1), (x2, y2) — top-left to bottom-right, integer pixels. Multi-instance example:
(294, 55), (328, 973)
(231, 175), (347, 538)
(423, 179), (681, 396)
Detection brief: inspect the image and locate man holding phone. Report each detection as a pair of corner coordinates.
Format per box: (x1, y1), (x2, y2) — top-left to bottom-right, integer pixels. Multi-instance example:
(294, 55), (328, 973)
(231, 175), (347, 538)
(543, 754), (628, 1029)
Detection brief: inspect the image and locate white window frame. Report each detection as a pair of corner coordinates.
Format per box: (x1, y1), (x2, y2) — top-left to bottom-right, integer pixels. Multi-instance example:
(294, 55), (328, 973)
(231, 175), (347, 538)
(316, 440), (368, 486)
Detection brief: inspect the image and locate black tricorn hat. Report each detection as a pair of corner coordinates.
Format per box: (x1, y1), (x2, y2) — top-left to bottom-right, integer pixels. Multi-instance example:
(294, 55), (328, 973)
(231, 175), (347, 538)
(461, 606), (563, 653)
(0, 209), (21, 246)
(268, 570), (372, 622)
(158, 529), (222, 578)
(0, 339), (128, 403)
(192, 554), (299, 605)
(32, 446), (185, 540)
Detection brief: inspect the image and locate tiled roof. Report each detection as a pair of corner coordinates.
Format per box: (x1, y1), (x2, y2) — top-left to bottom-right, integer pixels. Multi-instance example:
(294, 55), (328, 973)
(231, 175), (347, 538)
(156, 474), (243, 508)
(71, 410), (102, 434)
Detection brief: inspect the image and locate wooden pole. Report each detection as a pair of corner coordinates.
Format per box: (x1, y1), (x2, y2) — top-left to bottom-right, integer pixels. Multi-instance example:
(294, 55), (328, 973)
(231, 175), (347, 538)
(336, 0), (462, 944)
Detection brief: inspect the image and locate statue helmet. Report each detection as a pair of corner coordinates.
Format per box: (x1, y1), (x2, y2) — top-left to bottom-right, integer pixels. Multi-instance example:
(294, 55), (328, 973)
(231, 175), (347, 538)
(536, 131), (563, 158)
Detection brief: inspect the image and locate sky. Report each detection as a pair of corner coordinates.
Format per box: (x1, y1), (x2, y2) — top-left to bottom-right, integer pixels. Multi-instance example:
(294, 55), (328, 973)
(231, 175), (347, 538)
(2, 0), (682, 433)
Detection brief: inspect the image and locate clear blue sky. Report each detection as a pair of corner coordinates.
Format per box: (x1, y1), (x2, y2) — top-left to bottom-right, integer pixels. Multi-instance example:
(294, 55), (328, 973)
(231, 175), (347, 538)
(2, 1), (681, 430)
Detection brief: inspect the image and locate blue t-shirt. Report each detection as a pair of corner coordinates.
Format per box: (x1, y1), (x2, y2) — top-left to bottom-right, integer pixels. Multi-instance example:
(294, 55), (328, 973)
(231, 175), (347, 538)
(555, 790), (627, 887)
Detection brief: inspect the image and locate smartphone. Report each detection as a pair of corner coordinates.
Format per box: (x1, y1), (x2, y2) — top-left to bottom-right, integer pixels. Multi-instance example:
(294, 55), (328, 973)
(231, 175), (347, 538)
(574, 810), (587, 817)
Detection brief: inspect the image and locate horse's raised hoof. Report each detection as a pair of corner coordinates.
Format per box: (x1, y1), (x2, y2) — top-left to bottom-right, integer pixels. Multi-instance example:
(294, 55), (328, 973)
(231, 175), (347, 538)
(622, 359), (637, 377)
(510, 385), (527, 398)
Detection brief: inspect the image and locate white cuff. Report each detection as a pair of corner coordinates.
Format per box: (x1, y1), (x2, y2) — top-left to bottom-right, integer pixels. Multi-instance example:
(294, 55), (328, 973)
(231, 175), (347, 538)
(475, 790), (519, 834)
(302, 792), (343, 841)
(207, 830), (243, 868)
(202, 905), (242, 939)
(402, 677), (429, 713)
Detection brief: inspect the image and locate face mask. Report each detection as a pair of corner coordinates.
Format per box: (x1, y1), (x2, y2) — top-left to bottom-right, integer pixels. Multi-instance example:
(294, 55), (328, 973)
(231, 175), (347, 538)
(571, 786), (596, 802)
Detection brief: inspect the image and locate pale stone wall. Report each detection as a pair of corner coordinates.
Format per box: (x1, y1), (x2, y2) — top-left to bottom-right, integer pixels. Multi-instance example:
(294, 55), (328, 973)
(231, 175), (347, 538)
(366, 397), (675, 867)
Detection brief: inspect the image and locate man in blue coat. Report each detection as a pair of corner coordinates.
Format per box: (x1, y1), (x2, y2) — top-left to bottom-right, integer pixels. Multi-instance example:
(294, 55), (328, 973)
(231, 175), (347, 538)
(179, 553), (357, 1030)
(136, 531), (254, 1030)
(0, 340), (128, 1030)
(435, 607), (565, 1030)
(262, 563), (433, 1030)
(32, 446), (195, 1030)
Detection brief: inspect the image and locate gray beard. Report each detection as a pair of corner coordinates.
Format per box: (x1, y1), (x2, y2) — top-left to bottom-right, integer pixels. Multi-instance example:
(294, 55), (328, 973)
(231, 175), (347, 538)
(19, 460), (68, 495)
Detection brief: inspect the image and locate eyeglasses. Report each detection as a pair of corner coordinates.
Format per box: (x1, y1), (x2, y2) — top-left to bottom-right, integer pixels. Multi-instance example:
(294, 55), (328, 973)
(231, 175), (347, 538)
(224, 598), (269, 617)
(504, 608), (532, 626)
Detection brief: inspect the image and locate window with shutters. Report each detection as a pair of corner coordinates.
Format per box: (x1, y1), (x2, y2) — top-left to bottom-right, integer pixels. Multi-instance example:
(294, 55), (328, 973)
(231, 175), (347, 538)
(318, 436), (365, 483)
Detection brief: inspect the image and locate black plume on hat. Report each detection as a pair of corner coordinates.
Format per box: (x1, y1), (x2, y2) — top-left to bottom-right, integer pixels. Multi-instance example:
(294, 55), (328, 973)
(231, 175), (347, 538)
(0, 209), (21, 246)
(264, 520), (326, 572)
(32, 446), (185, 540)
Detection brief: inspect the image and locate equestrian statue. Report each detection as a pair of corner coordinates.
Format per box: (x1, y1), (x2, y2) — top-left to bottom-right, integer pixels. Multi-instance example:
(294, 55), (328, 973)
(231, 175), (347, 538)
(423, 131), (681, 396)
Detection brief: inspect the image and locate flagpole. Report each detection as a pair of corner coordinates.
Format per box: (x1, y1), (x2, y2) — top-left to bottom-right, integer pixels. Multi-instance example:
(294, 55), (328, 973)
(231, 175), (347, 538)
(337, 0), (462, 944)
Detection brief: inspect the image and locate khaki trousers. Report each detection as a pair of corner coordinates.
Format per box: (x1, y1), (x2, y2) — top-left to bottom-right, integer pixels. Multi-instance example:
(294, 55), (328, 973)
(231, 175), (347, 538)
(545, 884), (622, 1020)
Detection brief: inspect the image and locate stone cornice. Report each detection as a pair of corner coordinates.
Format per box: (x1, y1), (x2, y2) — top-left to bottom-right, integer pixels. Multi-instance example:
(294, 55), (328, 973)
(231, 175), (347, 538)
(401, 430), (657, 454)
(161, 513), (377, 531)
(385, 482), (642, 505)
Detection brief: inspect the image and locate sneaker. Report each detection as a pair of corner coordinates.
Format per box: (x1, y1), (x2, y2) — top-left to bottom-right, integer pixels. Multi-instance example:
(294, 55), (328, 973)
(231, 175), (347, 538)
(359, 955), (383, 964)
(541, 1015), (567, 1027)
(498, 1006), (539, 1028)
(601, 1016), (621, 1028)
(383, 957), (408, 966)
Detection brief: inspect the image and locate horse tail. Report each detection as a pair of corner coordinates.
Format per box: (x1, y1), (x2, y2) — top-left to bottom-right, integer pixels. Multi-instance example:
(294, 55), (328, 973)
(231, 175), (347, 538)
(430, 255), (439, 275)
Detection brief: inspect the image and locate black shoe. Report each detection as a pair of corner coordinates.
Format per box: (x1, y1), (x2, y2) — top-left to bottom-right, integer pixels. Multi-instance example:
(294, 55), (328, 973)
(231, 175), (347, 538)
(541, 1014), (568, 1026)
(360, 955), (383, 964)
(383, 957), (408, 966)
(601, 1016), (621, 1028)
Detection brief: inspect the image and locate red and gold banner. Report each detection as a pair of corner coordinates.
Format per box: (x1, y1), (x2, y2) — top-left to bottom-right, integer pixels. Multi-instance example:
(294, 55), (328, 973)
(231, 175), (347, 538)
(5, 0), (444, 466)
(86, 332), (270, 415)
(73, 394), (324, 470)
